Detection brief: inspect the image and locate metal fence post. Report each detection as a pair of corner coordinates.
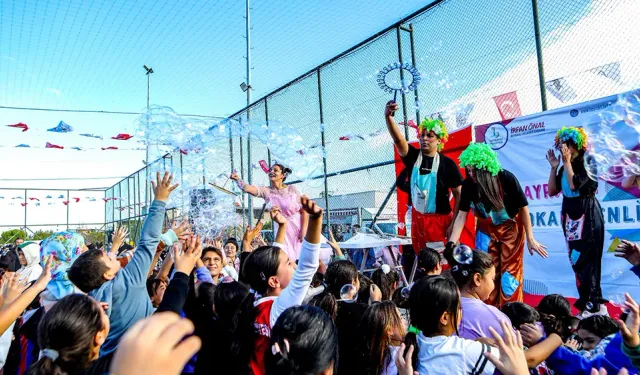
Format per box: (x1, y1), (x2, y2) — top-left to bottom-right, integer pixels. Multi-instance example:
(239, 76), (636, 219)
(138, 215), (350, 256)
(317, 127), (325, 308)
(239, 132), (246, 230)
(265, 98), (272, 166)
(247, 112), (254, 226)
(23, 190), (27, 235)
(317, 68), (331, 233)
(408, 24), (421, 124)
(66, 190), (70, 230)
(532, 0), (548, 111)
(396, 26), (409, 141)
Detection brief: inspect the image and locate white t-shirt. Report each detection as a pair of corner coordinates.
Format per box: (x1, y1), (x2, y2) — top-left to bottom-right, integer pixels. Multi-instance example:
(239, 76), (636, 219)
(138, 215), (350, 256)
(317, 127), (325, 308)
(381, 346), (400, 375)
(416, 333), (498, 374)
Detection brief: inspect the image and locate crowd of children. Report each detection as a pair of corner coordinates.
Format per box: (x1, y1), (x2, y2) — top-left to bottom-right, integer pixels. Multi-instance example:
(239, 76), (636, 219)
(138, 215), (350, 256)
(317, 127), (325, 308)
(0, 160), (636, 374)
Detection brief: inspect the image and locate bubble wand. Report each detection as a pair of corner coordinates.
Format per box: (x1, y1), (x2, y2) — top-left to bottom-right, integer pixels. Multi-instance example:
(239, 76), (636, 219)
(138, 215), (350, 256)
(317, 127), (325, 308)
(377, 62), (421, 114)
(208, 170), (239, 196)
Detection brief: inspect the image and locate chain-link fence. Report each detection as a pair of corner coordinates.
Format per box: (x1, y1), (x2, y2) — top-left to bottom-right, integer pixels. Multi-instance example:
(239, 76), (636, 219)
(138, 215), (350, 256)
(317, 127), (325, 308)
(105, 0), (640, 238)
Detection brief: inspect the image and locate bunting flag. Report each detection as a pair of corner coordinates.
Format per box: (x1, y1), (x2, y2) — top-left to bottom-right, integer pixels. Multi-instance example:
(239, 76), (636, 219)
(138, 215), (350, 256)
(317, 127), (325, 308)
(15, 144), (30, 148)
(80, 133), (104, 140)
(46, 142), (64, 149)
(493, 91), (522, 121)
(7, 122), (29, 132)
(21, 203), (27, 207)
(111, 133), (133, 140)
(73, 197), (80, 203)
(101, 146), (118, 151)
(29, 197), (39, 201)
(48, 121), (73, 133)
(259, 160), (270, 173)
(62, 201), (70, 205)
(399, 119), (418, 130)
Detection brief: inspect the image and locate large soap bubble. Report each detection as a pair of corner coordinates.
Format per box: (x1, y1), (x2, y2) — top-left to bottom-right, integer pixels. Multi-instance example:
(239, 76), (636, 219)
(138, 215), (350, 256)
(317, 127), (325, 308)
(583, 90), (640, 183)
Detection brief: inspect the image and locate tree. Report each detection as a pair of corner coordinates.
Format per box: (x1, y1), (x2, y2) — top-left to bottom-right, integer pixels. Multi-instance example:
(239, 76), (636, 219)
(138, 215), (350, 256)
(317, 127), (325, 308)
(32, 230), (54, 241)
(0, 229), (27, 245)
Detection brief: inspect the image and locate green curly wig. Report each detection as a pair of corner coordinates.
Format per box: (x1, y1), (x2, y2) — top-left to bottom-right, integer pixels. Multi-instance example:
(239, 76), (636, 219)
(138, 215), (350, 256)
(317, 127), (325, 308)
(418, 118), (448, 151)
(554, 126), (588, 151)
(459, 143), (502, 176)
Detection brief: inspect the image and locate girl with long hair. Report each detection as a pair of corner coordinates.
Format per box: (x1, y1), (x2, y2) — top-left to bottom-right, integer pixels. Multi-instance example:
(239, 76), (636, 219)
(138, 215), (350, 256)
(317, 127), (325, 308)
(355, 301), (406, 375)
(230, 196), (322, 375)
(547, 126), (605, 315)
(231, 163), (308, 261)
(450, 143), (547, 306)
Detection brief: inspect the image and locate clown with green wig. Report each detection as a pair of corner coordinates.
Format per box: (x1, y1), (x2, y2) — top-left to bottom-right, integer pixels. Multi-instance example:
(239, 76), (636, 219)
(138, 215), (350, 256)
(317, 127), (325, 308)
(547, 126), (605, 316)
(449, 143), (547, 307)
(385, 101), (463, 253)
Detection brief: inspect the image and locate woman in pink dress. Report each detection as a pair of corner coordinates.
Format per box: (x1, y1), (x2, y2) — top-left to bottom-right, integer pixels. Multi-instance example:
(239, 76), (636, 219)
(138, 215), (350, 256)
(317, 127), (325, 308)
(230, 163), (308, 261)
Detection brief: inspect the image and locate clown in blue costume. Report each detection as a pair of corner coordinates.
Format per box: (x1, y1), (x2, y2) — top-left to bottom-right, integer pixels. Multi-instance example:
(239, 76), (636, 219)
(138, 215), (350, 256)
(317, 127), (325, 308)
(547, 126), (606, 315)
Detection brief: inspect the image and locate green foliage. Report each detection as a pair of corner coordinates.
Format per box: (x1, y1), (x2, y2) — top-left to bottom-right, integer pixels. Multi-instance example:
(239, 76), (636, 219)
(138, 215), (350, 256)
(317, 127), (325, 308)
(0, 229), (27, 244)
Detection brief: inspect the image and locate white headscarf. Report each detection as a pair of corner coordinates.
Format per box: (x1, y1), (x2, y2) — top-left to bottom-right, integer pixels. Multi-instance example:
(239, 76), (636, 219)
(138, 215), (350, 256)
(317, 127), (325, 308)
(17, 242), (43, 282)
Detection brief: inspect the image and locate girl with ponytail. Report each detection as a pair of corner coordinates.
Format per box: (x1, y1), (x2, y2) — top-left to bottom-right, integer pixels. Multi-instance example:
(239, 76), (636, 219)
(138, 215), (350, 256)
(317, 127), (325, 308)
(403, 275), (499, 374)
(264, 305), (337, 375)
(231, 196), (323, 375)
(27, 294), (109, 375)
(448, 246), (514, 340)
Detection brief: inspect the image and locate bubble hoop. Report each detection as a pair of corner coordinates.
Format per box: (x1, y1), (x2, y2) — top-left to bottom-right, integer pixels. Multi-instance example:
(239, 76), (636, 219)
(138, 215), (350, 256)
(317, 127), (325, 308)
(377, 62), (421, 101)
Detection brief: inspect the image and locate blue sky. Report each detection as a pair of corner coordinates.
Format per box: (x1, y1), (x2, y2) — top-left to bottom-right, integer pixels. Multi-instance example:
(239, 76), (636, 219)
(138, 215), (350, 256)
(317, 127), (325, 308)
(0, 0), (598, 196)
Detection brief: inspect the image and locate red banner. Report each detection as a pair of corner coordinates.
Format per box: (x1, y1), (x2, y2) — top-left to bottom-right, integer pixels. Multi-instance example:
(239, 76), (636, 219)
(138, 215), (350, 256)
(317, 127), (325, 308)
(493, 91), (522, 120)
(394, 125), (476, 252)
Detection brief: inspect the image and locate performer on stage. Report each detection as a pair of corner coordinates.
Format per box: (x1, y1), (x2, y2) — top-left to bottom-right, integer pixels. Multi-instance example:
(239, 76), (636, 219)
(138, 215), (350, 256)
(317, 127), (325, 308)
(547, 127), (606, 315)
(449, 143), (547, 306)
(384, 101), (463, 253)
(230, 163), (308, 261)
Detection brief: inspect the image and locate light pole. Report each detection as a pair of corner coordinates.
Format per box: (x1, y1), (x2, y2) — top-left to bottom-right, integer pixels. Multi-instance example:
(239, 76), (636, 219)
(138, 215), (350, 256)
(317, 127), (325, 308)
(143, 65), (154, 211)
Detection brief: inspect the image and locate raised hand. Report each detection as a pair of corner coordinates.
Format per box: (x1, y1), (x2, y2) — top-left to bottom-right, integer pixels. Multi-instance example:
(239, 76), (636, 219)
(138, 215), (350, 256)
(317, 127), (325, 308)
(565, 338), (580, 350)
(174, 236), (203, 275)
(2, 273), (29, 308)
(230, 172), (240, 181)
(547, 149), (560, 169)
(385, 100), (399, 118)
(32, 256), (53, 292)
(484, 321), (528, 375)
(151, 172), (179, 202)
(171, 218), (192, 241)
(560, 144), (572, 164)
(242, 222), (264, 252)
(270, 206), (287, 225)
(615, 240), (640, 267)
(617, 293), (640, 349)
(300, 196), (323, 219)
(110, 312), (201, 375)
(111, 225), (129, 253)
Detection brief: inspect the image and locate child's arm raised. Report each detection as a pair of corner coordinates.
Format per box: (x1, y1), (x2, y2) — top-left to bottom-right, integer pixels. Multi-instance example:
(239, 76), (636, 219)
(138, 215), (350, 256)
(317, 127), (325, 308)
(270, 196), (322, 326)
(123, 172), (178, 287)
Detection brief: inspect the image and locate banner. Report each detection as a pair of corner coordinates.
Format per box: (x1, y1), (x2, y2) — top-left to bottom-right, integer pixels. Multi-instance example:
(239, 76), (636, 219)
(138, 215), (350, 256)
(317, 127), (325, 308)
(395, 125), (476, 250)
(493, 91), (522, 120)
(475, 89), (640, 301)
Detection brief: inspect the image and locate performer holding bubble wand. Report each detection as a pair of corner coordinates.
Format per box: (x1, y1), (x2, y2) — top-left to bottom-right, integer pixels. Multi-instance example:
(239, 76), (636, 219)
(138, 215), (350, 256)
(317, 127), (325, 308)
(230, 163), (308, 262)
(384, 101), (463, 253)
(547, 127), (606, 315)
(449, 143), (547, 307)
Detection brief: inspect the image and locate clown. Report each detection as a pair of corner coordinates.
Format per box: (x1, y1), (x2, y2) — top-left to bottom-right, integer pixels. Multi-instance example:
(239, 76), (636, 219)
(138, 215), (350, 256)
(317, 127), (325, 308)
(450, 143), (547, 306)
(547, 126), (605, 315)
(384, 101), (463, 253)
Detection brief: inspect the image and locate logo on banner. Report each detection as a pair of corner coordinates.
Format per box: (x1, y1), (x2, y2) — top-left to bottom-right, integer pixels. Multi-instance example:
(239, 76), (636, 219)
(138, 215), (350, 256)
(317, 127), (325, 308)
(484, 123), (509, 150)
(570, 109), (579, 117)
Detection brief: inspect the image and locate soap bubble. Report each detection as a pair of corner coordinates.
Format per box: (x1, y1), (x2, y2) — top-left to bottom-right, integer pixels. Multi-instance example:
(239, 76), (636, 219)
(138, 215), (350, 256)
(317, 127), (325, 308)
(339, 284), (358, 303)
(453, 244), (473, 265)
(583, 90), (640, 183)
(400, 286), (411, 299)
(611, 269), (624, 279)
(585, 302), (593, 311)
(608, 293), (626, 307)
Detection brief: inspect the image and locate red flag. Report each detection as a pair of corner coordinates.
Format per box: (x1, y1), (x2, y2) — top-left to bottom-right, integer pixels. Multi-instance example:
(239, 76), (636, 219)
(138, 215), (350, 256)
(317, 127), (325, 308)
(73, 197), (80, 203)
(29, 197), (39, 201)
(102, 198), (110, 202)
(259, 160), (270, 174)
(21, 203), (27, 207)
(46, 142), (64, 149)
(493, 91), (522, 120)
(111, 133), (133, 140)
(7, 123), (28, 132)
(180, 149), (188, 155)
(399, 119), (418, 130)
(62, 200), (70, 205)
(101, 146), (118, 150)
